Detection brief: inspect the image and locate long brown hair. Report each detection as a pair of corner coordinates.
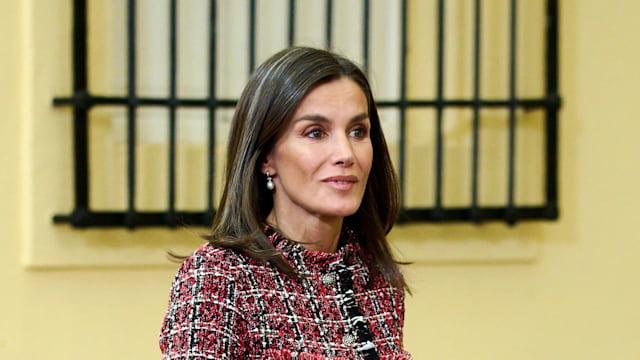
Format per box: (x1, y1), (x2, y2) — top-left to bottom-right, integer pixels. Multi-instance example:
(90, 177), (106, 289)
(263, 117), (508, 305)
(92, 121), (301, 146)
(205, 47), (406, 290)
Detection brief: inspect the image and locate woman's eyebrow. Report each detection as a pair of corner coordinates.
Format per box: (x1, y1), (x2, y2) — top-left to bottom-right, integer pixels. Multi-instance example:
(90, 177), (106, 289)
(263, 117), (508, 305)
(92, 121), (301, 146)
(292, 113), (369, 124)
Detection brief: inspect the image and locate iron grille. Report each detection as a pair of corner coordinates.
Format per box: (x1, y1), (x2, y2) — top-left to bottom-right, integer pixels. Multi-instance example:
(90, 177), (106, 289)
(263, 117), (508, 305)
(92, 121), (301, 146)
(53, 0), (561, 228)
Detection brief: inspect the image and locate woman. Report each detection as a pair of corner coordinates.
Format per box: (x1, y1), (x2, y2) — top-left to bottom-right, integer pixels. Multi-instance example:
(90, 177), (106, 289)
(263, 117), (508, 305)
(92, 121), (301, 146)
(160, 47), (412, 360)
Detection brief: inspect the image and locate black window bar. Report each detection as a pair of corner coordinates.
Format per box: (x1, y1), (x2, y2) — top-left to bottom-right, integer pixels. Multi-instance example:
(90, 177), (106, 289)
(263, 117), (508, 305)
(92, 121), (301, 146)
(53, 0), (561, 228)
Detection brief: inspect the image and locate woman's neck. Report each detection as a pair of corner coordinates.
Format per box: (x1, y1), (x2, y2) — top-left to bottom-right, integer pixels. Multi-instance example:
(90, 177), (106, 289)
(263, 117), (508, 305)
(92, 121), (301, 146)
(266, 210), (343, 253)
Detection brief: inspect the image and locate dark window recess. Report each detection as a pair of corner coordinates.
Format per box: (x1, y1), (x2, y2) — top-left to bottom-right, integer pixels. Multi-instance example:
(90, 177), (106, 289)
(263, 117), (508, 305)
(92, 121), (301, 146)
(53, 0), (561, 228)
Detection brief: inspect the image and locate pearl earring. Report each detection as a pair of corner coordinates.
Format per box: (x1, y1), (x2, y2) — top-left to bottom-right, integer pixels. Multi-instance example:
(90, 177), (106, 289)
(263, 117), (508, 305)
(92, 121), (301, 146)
(266, 171), (274, 190)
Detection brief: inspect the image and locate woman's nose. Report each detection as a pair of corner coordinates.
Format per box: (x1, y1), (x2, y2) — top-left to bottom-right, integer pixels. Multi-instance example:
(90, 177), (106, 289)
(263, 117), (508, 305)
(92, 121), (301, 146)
(332, 134), (355, 166)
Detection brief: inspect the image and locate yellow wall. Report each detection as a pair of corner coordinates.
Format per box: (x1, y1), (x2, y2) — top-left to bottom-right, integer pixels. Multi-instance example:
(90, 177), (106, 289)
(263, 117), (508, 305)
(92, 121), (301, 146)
(2, 1), (639, 359)
(1, 1), (25, 356)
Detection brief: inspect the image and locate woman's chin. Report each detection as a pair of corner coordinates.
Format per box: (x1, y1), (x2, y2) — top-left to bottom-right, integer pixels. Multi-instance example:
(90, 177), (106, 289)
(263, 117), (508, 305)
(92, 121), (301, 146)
(318, 204), (361, 218)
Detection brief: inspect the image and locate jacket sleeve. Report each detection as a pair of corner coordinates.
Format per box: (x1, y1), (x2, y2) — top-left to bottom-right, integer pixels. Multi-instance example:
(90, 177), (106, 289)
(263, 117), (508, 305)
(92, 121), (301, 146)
(159, 247), (245, 359)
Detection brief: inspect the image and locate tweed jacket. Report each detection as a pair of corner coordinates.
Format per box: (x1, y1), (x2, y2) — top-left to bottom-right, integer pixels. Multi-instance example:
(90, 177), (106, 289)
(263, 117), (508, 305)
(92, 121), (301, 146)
(159, 226), (412, 360)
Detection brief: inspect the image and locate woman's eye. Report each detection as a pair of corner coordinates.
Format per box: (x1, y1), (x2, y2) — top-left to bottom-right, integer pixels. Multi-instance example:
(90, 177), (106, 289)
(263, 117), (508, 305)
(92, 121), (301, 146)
(350, 127), (368, 138)
(306, 129), (324, 138)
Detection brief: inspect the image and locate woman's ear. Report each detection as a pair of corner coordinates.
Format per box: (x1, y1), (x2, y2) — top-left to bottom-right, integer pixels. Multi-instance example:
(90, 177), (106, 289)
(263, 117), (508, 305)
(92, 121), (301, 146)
(261, 156), (274, 175)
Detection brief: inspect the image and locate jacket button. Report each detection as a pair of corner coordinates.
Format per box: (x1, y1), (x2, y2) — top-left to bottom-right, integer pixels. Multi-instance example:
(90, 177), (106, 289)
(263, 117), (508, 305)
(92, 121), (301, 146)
(342, 333), (356, 346)
(321, 273), (336, 286)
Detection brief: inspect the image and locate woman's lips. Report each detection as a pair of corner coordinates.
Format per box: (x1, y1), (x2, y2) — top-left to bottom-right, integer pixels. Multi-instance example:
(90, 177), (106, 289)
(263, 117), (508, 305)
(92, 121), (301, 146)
(322, 175), (358, 191)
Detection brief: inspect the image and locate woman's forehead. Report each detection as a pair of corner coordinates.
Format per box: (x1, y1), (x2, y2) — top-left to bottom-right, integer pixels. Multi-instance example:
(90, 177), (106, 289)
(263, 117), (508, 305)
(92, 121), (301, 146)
(290, 79), (368, 118)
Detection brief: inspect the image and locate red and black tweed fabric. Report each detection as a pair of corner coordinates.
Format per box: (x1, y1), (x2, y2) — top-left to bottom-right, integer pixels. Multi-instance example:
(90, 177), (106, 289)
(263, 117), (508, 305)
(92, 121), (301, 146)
(159, 226), (412, 360)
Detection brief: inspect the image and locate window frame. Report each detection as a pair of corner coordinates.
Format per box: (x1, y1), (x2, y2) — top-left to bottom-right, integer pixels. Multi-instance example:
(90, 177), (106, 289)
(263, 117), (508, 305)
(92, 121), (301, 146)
(53, 0), (561, 228)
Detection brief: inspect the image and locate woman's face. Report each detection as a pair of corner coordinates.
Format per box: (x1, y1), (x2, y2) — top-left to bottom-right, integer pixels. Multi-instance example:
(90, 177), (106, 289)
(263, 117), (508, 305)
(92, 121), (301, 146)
(264, 77), (373, 220)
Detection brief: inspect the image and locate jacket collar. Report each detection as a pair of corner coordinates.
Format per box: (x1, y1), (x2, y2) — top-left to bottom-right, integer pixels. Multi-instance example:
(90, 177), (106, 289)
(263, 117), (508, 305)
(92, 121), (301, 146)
(264, 224), (360, 273)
